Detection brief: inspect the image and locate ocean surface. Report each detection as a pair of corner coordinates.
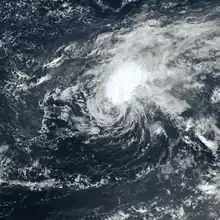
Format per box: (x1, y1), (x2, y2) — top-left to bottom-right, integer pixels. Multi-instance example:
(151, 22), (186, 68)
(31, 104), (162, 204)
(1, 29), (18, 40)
(1, 0), (220, 219)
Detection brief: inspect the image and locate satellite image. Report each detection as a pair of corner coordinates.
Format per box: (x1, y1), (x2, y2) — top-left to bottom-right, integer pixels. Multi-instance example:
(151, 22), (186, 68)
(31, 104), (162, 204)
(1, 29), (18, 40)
(1, 0), (220, 219)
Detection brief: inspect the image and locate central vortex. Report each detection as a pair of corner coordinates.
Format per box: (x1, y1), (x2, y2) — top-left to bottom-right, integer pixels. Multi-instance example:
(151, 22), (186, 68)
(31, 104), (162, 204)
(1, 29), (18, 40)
(104, 62), (146, 105)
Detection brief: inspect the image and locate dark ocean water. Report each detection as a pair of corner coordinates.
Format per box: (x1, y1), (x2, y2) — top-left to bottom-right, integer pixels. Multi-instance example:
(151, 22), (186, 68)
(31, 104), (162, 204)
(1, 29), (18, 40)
(1, 0), (220, 220)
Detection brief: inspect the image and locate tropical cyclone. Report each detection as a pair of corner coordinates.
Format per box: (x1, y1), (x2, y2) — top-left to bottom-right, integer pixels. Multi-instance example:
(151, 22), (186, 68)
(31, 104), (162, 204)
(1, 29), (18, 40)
(2, 1), (220, 219)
